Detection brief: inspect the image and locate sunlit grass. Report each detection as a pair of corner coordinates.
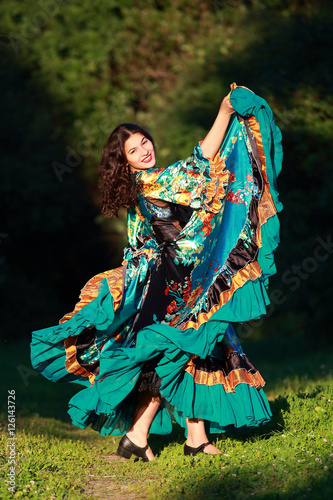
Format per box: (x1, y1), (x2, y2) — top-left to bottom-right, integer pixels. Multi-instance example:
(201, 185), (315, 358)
(1, 342), (333, 499)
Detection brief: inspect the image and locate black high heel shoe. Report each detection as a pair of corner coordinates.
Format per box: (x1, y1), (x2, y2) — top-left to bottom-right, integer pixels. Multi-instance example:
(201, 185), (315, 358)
(117, 435), (150, 462)
(184, 442), (210, 456)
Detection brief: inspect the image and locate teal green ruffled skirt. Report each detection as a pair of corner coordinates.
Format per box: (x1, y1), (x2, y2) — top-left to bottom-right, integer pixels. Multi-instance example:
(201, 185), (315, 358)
(31, 272), (272, 436)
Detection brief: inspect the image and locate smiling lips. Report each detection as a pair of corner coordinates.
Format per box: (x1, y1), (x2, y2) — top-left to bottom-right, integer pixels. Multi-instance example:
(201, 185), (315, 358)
(142, 154), (153, 163)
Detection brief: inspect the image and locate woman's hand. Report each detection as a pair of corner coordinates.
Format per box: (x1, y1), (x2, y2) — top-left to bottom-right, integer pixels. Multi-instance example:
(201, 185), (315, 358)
(200, 88), (235, 160)
(219, 95), (235, 116)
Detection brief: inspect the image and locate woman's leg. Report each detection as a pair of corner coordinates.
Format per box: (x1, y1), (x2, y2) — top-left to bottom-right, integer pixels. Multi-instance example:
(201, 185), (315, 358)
(186, 418), (222, 455)
(126, 391), (162, 460)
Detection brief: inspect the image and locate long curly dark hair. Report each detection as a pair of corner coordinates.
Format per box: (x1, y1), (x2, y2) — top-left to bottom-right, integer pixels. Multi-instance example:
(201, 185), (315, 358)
(99, 123), (155, 217)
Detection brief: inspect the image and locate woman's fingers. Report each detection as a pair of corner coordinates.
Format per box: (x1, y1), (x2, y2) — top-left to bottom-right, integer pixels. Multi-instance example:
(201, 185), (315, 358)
(220, 95), (235, 115)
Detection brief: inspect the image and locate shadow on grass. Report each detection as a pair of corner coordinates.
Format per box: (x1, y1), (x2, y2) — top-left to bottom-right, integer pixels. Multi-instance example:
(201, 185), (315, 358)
(9, 414), (88, 441)
(149, 422), (186, 454)
(161, 458), (333, 500)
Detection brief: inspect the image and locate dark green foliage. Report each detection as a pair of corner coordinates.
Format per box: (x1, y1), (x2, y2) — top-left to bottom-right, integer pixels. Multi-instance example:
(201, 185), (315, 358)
(0, 0), (332, 343)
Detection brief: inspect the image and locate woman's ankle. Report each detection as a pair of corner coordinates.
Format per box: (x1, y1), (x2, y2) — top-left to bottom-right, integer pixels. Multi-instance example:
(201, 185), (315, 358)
(186, 418), (209, 447)
(186, 437), (209, 448)
(126, 428), (148, 447)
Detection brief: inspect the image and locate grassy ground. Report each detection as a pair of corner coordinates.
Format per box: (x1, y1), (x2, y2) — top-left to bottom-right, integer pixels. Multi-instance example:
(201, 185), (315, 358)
(1, 339), (333, 499)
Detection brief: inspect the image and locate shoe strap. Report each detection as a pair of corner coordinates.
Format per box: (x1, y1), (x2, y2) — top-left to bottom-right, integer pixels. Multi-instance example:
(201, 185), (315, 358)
(195, 442), (210, 454)
(185, 441), (210, 454)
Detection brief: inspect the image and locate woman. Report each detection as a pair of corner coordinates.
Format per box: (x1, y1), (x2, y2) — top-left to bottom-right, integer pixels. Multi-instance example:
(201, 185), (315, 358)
(31, 84), (283, 461)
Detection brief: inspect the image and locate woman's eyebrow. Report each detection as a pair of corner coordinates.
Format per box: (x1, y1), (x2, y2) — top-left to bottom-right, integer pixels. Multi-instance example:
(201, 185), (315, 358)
(127, 137), (147, 153)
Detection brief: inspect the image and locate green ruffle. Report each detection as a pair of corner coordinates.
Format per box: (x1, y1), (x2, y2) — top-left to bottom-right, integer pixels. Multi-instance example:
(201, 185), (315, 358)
(67, 363), (271, 436)
(30, 279), (116, 386)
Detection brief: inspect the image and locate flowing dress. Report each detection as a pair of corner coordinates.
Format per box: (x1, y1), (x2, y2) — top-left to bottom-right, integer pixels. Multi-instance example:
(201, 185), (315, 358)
(31, 85), (283, 437)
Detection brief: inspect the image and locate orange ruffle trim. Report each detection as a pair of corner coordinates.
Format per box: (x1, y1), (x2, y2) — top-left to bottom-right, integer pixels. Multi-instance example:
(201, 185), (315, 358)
(183, 356), (266, 393)
(203, 152), (229, 214)
(62, 266), (124, 384)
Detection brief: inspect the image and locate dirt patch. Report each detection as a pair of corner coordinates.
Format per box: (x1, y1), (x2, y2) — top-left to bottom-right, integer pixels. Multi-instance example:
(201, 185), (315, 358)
(84, 454), (147, 499)
(85, 478), (140, 500)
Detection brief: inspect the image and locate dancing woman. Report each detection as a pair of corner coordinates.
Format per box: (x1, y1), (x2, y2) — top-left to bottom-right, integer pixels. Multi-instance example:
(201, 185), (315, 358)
(31, 84), (283, 461)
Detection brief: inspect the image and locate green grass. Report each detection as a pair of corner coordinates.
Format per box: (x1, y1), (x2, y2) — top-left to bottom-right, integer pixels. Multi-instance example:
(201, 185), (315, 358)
(1, 341), (333, 499)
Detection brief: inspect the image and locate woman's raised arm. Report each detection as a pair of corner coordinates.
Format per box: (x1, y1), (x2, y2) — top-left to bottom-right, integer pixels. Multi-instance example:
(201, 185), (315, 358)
(200, 92), (235, 160)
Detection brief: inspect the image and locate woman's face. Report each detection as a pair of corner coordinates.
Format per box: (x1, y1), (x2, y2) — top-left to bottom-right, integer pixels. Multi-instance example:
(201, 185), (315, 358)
(124, 133), (155, 172)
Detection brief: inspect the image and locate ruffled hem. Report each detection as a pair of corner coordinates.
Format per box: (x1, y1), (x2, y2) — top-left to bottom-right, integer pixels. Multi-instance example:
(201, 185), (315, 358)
(30, 278), (117, 386)
(53, 319), (269, 436)
(168, 383), (272, 435)
(66, 373), (271, 437)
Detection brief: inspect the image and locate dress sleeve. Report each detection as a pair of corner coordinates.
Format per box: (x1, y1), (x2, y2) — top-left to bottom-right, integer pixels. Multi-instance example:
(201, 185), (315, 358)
(137, 139), (231, 214)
